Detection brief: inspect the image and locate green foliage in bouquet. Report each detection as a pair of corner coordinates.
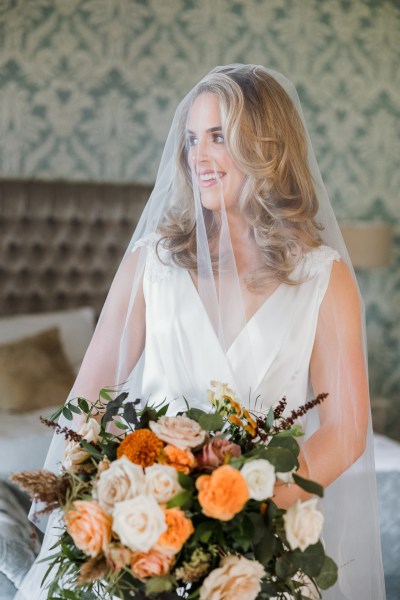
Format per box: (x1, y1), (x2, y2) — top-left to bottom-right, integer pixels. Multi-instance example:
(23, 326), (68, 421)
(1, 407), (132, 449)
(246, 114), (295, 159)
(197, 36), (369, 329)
(12, 382), (337, 600)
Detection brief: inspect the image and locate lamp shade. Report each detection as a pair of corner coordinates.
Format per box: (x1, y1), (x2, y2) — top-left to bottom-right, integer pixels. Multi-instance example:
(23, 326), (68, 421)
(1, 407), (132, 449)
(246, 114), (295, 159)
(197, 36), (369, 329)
(339, 222), (393, 268)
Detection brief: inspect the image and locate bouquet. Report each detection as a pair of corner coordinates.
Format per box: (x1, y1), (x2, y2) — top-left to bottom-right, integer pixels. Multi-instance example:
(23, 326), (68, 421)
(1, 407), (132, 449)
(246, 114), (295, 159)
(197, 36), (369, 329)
(12, 382), (338, 600)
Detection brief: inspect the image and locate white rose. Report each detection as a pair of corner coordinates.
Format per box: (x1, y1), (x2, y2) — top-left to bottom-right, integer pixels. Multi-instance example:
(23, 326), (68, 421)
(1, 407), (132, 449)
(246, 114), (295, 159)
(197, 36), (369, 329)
(112, 494), (167, 553)
(145, 464), (183, 504)
(77, 418), (101, 443)
(283, 498), (324, 551)
(240, 459), (276, 501)
(276, 467), (296, 484)
(149, 415), (206, 450)
(62, 418), (101, 471)
(96, 456), (145, 513)
(200, 555), (265, 600)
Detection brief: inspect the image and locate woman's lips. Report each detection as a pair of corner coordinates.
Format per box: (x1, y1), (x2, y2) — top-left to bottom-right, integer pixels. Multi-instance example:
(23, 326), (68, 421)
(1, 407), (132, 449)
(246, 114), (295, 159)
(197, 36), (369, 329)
(198, 172), (226, 188)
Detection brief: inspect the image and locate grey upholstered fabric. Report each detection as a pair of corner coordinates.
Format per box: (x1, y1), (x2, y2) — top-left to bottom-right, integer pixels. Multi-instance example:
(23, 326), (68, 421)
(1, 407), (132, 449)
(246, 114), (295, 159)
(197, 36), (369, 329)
(0, 482), (40, 593)
(0, 180), (150, 317)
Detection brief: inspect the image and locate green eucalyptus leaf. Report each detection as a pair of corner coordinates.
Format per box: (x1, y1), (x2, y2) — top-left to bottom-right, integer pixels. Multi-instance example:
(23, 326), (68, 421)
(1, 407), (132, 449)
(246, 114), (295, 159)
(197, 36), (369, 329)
(276, 554), (297, 579)
(268, 435), (300, 457)
(254, 528), (278, 566)
(98, 442), (117, 460)
(276, 425), (304, 438)
(158, 403), (169, 416)
(166, 489), (192, 509)
(99, 389), (113, 402)
(80, 440), (103, 460)
(191, 520), (217, 544)
(177, 471), (195, 490)
(77, 398), (90, 413)
(266, 406), (274, 429)
(198, 412), (224, 431)
(67, 404), (81, 415)
(186, 408), (207, 422)
(62, 407), (73, 421)
(293, 474), (324, 497)
(48, 406), (64, 421)
(315, 555), (338, 589)
(248, 513), (265, 545)
(248, 447), (297, 472)
(292, 541), (325, 577)
(113, 420), (128, 430)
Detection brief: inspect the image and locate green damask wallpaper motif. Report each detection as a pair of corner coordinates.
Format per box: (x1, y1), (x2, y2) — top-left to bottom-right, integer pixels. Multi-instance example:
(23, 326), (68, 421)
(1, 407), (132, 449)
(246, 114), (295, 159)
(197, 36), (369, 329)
(0, 0), (399, 435)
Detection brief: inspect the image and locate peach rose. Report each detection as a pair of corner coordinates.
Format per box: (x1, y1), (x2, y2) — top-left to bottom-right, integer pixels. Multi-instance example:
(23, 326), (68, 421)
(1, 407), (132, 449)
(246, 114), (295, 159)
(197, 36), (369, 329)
(131, 548), (174, 581)
(65, 500), (112, 557)
(150, 415), (206, 450)
(157, 508), (194, 554)
(196, 465), (249, 521)
(164, 444), (196, 474)
(199, 555), (265, 600)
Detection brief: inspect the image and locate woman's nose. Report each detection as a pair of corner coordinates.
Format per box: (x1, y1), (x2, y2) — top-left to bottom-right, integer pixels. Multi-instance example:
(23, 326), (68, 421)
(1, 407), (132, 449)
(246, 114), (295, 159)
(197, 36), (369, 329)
(191, 137), (211, 164)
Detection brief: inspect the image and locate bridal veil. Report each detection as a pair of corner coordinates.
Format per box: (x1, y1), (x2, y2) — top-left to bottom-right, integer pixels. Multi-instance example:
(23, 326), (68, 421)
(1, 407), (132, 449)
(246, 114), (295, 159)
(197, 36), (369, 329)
(18, 64), (385, 599)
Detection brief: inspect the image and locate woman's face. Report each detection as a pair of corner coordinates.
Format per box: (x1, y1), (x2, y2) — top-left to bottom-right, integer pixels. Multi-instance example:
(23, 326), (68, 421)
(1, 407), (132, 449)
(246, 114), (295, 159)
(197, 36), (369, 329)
(186, 92), (245, 212)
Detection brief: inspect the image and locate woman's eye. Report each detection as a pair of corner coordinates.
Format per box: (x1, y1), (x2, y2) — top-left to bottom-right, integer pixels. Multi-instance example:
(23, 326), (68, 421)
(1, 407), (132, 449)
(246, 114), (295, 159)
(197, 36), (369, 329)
(214, 134), (224, 143)
(188, 136), (198, 146)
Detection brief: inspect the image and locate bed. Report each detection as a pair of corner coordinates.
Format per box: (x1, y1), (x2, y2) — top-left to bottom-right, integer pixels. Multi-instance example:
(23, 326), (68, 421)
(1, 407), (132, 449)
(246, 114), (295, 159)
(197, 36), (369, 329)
(0, 180), (399, 599)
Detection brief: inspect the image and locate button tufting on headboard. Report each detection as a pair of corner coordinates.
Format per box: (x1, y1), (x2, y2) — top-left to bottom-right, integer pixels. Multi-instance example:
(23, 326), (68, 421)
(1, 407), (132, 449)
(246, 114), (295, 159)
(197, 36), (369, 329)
(0, 180), (150, 317)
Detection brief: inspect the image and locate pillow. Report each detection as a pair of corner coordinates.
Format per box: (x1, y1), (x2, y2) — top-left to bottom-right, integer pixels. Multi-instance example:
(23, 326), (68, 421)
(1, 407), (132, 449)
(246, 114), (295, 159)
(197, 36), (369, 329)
(0, 307), (95, 374)
(0, 327), (75, 412)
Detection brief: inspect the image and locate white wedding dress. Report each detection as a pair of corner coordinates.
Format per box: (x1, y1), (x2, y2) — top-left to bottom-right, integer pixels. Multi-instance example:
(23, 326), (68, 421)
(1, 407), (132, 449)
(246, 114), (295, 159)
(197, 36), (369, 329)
(136, 235), (340, 416)
(18, 237), (384, 600)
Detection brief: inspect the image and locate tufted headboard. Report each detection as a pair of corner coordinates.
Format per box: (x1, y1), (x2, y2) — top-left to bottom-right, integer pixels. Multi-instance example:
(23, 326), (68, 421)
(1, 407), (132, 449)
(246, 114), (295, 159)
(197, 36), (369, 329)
(0, 180), (151, 317)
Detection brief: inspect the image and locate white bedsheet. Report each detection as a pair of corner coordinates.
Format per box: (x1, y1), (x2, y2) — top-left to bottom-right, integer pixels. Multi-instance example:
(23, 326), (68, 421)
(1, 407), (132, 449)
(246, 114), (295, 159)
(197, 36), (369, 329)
(0, 406), (57, 480)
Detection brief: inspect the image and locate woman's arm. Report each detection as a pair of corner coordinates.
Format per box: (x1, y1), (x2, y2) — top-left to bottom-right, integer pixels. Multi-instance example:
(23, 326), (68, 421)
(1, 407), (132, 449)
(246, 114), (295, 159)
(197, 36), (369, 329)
(273, 260), (369, 508)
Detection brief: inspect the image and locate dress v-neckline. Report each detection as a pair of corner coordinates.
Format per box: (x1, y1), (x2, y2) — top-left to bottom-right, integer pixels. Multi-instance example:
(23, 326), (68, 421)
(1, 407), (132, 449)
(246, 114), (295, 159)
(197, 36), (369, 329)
(182, 267), (284, 355)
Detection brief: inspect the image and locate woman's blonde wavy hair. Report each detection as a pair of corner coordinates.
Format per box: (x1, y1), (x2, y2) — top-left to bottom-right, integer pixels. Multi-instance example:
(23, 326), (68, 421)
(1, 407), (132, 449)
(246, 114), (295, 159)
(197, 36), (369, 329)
(158, 65), (322, 288)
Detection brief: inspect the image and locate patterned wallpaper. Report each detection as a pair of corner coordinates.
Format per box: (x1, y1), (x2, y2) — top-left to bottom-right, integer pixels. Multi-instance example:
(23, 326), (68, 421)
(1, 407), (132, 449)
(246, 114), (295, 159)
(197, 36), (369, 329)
(0, 0), (399, 436)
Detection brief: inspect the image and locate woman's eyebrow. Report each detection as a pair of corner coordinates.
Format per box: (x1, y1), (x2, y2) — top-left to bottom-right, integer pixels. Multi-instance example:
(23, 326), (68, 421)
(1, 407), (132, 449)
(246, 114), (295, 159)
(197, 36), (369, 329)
(187, 126), (223, 134)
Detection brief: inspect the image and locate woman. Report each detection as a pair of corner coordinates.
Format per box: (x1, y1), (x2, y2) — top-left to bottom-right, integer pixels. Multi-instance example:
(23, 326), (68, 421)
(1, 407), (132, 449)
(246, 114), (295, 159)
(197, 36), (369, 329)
(20, 64), (385, 599)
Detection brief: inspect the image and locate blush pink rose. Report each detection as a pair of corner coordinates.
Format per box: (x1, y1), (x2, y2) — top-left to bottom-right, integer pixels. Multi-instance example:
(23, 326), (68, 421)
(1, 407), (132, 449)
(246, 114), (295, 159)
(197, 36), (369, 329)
(196, 438), (241, 471)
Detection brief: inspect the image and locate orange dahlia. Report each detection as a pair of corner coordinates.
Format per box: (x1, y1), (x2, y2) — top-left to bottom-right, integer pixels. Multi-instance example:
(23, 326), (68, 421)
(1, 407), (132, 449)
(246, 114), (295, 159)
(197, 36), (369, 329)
(117, 429), (163, 467)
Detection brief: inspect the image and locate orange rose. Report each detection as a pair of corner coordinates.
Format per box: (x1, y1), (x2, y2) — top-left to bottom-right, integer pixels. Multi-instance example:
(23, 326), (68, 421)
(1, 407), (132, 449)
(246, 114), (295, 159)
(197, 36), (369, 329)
(131, 548), (174, 580)
(196, 465), (249, 521)
(157, 508), (194, 554)
(65, 500), (112, 557)
(164, 444), (196, 474)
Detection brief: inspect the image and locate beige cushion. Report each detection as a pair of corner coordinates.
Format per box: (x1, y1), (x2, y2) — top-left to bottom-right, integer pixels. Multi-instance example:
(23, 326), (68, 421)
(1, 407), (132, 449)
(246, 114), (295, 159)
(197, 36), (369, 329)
(0, 327), (75, 412)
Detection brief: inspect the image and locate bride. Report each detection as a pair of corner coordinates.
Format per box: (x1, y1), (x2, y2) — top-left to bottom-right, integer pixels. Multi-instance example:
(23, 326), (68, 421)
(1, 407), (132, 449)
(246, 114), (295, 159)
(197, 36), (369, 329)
(18, 64), (385, 599)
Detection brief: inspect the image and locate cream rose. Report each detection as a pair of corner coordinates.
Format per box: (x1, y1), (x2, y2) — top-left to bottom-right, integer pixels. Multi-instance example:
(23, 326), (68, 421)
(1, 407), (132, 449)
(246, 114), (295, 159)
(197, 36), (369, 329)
(283, 498), (324, 551)
(96, 456), (145, 513)
(62, 418), (101, 471)
(145, 464), (183, 504)
(112, 494), (167, 553)
(149, 415), (206, 450)
(199, 555), (265, 600)
(240, 459), (276, 501)
(276, 467), (296, 484)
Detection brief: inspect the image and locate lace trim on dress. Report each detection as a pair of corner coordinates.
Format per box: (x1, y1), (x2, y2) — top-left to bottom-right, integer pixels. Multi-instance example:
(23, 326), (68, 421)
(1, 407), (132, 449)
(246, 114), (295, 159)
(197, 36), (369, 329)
(132, 233), (172, 283)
